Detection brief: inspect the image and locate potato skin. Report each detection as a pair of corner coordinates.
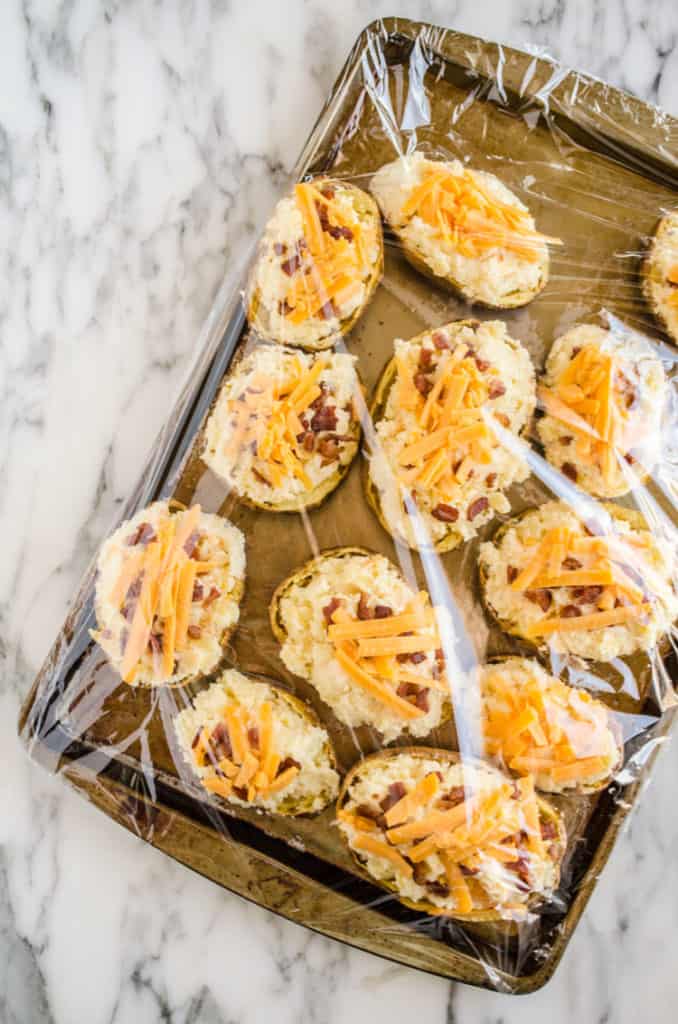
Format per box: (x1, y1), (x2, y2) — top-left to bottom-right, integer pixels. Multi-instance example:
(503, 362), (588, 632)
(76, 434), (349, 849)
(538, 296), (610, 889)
(337, 746), (566, 922)
(247, 178), (383, 351)
(268, 547), (454, 734)
(478, 503), (649, 650)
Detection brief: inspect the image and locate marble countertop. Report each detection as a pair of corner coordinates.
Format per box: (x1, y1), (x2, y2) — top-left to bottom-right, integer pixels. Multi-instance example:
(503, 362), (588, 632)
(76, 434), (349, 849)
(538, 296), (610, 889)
(2, 2), (677, 1022)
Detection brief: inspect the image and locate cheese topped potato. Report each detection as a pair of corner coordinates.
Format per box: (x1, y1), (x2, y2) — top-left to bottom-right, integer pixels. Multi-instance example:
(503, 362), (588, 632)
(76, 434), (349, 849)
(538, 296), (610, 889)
(247, 178), (383, 350)
(92, 502), (245, 686)
(270, 548), (451, 743)
(173, 670), (339, 816)
(479, 501), (678, 661)
(537, 323), (666, 497)
(366, 320), (535, 551)
(480, 658), (621, 794)
(203, 345), (361, 511)
(643, 211), (678, 344)
(371, 153), (560, 308)
(337, 749), (565, 921)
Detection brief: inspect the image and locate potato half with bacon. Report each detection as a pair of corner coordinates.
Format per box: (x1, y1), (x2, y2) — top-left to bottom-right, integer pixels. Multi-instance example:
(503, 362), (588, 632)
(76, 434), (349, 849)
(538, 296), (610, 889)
(370, 153), (560, 308)
(478, 501), (678, 661)
(337, 748), (565, 921)
(366, 320), (535, 551)
(642, 211), (678, 345)
(173, 670), (339, 816)
(479, 658), (622, 794)
(92, 502), (246, 687)
(203, 344), (361, 511)
(537, 323), (665, 497)
(247, 178), (383, 351)
(270, 548), (452, 743)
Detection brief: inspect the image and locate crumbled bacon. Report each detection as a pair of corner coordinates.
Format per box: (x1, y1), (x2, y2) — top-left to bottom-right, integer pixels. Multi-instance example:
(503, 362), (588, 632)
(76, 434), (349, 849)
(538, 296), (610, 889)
(379, 782), (406, 812)
(432, 331), (450, 350)
(485, 472), (497, 488)
(203, 586), (221, 608)
(467, 496), (489, 520)
(273, 241), (287, 256)
(418, 347), (434, 370)
(126, 522), (156, 547)
(540, 820), (558, 840)
(561, 462), (578, 482)
(318, 300), (337, 320)
(561, 604), (582, 618)
(355, 803), (380, 820)
(281, 252), (303, 277)
(525, 588), (552, 612)
(317, 437), (341, 462)
(357, 592), (373, 620)
(374, 605), (393, 619)
(507, 565), (519, 584)
(432, 503), (459, 523)
(310, 405), (338, 432)
(562, 557), (582, 570)
(247, 726), (260, 750)
(488, 380), (506, 399)
(187, 625), (202, 639)
(572, 585), (603, 605)
(322, 597), (341, 624)
(183, 530), (200, 557)
(414, 372), (433, 396)
(191, 729), (202, 749)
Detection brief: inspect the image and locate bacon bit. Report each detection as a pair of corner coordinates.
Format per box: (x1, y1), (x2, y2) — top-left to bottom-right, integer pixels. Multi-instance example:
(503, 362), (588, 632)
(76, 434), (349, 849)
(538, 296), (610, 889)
(149, 633), (163, 654)
(467, 496), (489, 520)
(507, 855), (531, 888)
(561, 604), (582, 618)
(318, 300), (337, 320)
(432, 331), (450, 350)
(562, 557), (582, 570)
(191, 729), (202, 749)
(247, 726), (260, 750)
(561, 462), (578, 482)
(273, 242), (287, 256)
(560, 435), (573, 445)
(414, 372), (433, 396)
(126, 522), (157, 546)
(525, 588), (552, 612)
(380, 782), (407, 812)
(624, 453), (636, 465)
(412, 862), (429, 884)
(302, 432), (315, 452)
(192, 579), (204, 602)
(183, 530), (200, 557)
(357, 592), (373, 620)
(251, 467), (271, 485)
(281, 252), (303, 276)
(437, 786), (466, 810)
(432, 503), (459, 523)
(475, 357), (490, 372)
(572, 585), (603, 605)
(310, 405), (338, 432)
(415, 688), (430, 712)
(278, 298), (293, 316)
(355, 803), (380, 821)
(541, 820), (557, 840)
(121, 574), (143, 620)
(320, 184), (336, 200)
(488, 380), (506, 399)
(210, 722), (233, 761)
(322, 597), (341, 624)
(327, 223), (354, 242)
(187, 624), (202, 639)
(374, 605), (393, 619)
(571, 347), (581, 357)
(418, 347), (434, 370)
(203, 586), (221, 608)
(485, 472), (497, 488)
(507, 565), (519, 584)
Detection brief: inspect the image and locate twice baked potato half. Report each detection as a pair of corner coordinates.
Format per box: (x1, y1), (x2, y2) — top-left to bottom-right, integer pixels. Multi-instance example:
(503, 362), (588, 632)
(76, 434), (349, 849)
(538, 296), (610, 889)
(173, 669), (339, 816)
(478, 500), (678, 661)
(365, 319), (535, 551)
(370, 153), (560, 308)
(642, 210), (678, 344)
(479, 657), (622, 795)
(536, 323), (666, 498)
(336, 747), (565, 921)
(92, 501), (246, 687)
(270, 547), (452, 743)
(247, 177), (383, 350)
(202, 343), (361, 512)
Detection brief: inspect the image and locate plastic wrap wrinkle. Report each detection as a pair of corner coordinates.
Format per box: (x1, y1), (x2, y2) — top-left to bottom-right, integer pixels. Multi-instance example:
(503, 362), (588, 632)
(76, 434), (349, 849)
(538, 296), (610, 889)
(17, 17), (678, 994)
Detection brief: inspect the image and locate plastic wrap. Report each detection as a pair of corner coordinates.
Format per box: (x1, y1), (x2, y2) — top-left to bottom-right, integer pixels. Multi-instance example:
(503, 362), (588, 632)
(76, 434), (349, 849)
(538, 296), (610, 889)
(18, 17), (678, 993)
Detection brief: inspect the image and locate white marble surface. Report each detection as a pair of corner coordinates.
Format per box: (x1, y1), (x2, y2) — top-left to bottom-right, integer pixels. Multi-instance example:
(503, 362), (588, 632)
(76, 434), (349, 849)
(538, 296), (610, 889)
(2, 2), (677, 1022)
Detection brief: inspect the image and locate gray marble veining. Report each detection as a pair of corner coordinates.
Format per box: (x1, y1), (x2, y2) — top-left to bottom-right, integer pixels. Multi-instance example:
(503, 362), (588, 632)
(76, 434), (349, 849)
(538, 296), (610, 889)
(1, 2), (677, 1023)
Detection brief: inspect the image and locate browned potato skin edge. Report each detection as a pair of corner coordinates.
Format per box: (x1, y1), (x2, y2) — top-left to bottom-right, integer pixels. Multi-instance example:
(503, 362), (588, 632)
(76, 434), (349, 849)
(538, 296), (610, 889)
(337, 746), (566, 922)
(247, 178), (384, 352)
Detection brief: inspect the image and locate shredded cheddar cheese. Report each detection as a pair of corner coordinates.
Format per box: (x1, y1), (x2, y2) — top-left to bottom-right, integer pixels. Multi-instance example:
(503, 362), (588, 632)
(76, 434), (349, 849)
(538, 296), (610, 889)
(400, 164), (561, 262)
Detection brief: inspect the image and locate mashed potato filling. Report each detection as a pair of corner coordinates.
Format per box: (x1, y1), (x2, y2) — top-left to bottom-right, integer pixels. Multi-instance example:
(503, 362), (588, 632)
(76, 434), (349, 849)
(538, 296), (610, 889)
(479, 501), (678, 660)
(93, 502), (246, 686)
(250, 180), (381, 348)
(645, 212), (678, 343)
(338, 753), (562, 917)
(537, 324), (665, 498)
(277, 552), (449, 743)
(203, 345), (360, 506)
(173, 671), (339, 815)
(480, 658), (621, 793)
(371, 153), (556, 305)
(368, 320), (535, 548)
